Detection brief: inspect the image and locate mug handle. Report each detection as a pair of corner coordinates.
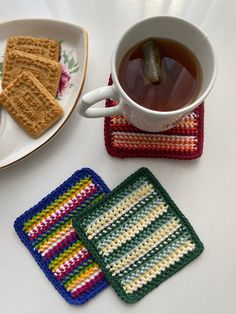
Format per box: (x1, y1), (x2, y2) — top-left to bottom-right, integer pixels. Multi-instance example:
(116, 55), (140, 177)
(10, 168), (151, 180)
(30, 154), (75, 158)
(78, 85), (124, 118)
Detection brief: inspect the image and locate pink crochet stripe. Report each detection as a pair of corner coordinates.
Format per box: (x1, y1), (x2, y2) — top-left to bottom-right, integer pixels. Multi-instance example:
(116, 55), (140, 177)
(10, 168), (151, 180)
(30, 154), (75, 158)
(54, 249), (91, 280)
(43, 231), (78, 260)
(71, 271), (106, 298)
(28, 184), (97, 240)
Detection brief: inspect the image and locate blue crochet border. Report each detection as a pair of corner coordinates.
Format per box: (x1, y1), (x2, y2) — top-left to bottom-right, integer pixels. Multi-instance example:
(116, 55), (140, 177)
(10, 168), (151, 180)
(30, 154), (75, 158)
(14, 168), (110, 305)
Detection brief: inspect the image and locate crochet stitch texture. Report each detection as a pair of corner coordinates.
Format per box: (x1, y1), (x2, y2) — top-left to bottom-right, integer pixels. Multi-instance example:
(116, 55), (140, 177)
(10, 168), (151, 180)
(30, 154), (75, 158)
(73, 168), (204, 303)
(14, 168), (110, 304)
(104, 77), (204, 159)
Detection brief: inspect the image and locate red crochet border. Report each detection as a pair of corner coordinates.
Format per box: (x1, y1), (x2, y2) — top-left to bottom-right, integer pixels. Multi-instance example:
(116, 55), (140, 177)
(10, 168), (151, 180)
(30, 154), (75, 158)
(104, 77), (204, 159)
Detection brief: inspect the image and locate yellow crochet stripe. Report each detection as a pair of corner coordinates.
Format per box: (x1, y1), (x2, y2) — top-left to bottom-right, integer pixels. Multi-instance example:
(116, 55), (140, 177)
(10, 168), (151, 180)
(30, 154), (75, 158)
(123, 240), (195, 294)
(65, 264), (101, 291)
(100, 202), (168, 256)
(24, 178), (92, 233)
(37, 222), (74, 253)
(49, 240), (84, 272)
(85, 182), (154, 240)
(109, 218), (181, 275)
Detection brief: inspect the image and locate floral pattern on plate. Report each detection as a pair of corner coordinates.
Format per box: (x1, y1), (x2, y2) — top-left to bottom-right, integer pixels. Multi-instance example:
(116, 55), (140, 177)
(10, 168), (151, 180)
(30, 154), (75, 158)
(0, 43), (80, 100)
(56, 47), (80, 100)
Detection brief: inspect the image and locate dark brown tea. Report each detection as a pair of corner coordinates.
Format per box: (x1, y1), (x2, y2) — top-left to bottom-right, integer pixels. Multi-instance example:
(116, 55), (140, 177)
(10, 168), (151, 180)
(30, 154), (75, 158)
(118, 38), (202, 112)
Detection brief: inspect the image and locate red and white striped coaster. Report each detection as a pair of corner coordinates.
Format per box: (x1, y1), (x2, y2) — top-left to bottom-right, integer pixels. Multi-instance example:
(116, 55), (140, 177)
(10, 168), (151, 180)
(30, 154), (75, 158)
(104, 78), (204, 160)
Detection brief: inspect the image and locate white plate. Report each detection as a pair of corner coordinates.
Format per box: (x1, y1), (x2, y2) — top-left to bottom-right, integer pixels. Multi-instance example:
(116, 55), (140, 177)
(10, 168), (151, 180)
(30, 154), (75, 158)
(0, 19), (88, 170)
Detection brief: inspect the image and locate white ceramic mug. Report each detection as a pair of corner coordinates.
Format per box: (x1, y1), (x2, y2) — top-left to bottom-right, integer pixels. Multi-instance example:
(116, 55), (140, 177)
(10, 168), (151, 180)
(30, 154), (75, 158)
(79, 16), (217, 132)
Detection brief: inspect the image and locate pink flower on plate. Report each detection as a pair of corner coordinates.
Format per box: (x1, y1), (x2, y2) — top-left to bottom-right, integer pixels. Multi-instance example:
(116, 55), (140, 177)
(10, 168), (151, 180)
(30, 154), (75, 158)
(57, 64), (71, 97)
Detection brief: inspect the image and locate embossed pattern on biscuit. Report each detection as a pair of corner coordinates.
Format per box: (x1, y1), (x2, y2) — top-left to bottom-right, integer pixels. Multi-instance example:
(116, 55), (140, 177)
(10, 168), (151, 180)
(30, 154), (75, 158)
(0, 71), (64, 138)
(5, 36), (60, 61)
(2, 50), (62, 97)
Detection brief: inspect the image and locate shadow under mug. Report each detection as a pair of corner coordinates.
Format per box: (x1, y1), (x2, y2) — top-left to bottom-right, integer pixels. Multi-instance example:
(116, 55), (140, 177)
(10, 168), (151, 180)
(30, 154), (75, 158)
(79, 16), (217, 132)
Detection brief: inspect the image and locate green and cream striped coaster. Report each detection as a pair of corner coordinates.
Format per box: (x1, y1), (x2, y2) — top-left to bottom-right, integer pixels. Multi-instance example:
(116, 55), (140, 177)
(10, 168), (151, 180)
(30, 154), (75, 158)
(73, 168), (204, 303)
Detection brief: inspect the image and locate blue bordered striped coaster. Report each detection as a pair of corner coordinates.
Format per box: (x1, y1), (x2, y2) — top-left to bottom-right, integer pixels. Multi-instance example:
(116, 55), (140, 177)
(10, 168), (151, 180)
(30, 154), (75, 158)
(14, 168), (110, 304)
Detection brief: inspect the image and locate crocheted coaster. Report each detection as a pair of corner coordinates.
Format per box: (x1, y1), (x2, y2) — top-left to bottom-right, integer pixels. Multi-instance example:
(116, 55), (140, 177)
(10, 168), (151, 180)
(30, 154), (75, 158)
(73, 168), (204, 303)
(104, 78), (204, 159)
(14, 168), (110, 305)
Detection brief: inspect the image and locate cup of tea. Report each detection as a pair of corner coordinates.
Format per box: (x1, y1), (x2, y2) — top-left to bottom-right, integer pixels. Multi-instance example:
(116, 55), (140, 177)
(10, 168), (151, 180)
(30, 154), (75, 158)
(79, 16), (217, 132)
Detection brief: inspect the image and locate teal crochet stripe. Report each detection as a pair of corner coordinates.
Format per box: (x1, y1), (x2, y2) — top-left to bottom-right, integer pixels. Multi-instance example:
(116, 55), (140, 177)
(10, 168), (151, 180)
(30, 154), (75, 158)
(73, 168), (204, 303)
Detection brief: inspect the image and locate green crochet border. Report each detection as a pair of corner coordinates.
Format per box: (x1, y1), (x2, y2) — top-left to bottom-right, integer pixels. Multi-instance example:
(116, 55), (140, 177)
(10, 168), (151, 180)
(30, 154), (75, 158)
(73, 167), (204, 304)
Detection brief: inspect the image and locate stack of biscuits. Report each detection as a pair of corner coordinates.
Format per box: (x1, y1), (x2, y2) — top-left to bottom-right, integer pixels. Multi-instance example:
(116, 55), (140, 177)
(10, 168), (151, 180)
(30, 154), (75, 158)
(0, 36), (64, 138)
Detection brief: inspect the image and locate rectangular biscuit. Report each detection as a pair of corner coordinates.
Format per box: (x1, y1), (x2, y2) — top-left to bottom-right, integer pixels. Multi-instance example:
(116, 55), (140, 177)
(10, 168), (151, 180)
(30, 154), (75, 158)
(5, 36), (60, 61)
(2, 50), (62, 97)
(0, 71), (64, 138)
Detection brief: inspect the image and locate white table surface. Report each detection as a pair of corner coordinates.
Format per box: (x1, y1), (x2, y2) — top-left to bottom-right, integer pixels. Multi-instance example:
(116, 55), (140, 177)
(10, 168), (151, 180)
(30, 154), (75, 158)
(0, 1), (236, 313)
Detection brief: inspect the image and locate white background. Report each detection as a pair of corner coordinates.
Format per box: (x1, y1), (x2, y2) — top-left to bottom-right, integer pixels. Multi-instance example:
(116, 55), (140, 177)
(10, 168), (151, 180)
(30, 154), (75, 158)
(0, 1), (236, 314)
